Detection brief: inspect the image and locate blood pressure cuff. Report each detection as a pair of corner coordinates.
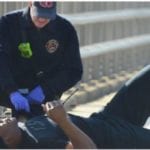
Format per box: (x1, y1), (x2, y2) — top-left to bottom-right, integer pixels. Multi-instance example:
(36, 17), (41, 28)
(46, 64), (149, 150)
(20, 115), (67, 149)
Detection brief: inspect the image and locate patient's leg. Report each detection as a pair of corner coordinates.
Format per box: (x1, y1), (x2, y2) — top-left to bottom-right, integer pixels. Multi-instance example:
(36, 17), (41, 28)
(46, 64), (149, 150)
(103, 65), (150, 126)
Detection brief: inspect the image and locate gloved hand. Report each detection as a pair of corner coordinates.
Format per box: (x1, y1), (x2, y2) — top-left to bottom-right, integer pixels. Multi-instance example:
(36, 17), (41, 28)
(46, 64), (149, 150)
(9, 91), (30, 112)
(27, 85), (45, 104)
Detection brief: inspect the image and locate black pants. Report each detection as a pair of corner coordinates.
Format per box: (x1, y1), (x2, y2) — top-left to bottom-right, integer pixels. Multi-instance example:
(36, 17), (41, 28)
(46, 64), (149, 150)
(103, 64), (150, 126)
(87, 65), (150, 148)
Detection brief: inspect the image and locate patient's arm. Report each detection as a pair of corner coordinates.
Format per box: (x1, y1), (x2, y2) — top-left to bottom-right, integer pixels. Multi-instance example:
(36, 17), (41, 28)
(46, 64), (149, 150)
(42, 101), (97, 149)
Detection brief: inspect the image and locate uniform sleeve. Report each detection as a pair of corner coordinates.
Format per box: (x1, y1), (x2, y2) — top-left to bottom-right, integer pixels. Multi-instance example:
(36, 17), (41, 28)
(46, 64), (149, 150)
(0, 17), (18, 94)
(40, 24), (83, 100)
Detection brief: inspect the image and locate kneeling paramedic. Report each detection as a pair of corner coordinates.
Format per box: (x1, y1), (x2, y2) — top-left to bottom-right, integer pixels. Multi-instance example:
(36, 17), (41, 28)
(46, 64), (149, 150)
(0, 1), (83, 117)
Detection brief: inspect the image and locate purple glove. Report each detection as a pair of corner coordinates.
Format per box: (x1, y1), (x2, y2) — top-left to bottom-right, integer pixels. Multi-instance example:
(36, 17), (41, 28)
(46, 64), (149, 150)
(27, 85), (45, 104)
(9, 91), (30, 112)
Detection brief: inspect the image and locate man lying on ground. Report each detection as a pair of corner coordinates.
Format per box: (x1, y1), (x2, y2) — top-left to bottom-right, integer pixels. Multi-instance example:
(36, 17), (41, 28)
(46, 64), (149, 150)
(0, 101), (96, 149)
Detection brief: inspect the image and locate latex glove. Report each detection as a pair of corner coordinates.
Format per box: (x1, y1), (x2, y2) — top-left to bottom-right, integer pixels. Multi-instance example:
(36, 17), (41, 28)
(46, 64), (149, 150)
(27, 85), (45, 104)
(9, 91), (30, 112)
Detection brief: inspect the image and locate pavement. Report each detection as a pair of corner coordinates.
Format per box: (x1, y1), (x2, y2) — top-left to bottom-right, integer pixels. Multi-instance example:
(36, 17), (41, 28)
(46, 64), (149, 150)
(67, 92), (115, 117)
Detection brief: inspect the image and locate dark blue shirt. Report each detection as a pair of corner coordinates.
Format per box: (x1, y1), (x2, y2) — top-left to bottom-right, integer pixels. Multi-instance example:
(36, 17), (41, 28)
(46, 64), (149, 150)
(0, 7), (83, 100)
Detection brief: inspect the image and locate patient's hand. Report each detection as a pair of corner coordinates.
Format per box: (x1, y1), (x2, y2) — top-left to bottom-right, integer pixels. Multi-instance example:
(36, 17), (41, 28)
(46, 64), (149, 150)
(0, 118), (22, 148)
(42, 100), (69, 125)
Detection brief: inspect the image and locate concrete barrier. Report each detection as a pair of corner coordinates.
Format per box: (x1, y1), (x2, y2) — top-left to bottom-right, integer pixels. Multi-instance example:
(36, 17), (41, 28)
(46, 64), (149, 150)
(62, 9), (150, 46)
(81, 35), (150, 82)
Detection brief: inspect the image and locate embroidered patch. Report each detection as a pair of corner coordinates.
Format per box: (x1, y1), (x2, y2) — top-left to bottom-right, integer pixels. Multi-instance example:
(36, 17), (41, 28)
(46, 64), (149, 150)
(45, 39), (59, 53)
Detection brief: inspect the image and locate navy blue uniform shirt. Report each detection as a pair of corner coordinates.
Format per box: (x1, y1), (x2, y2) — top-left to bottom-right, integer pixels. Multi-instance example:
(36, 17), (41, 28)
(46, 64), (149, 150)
(0, 7), (83, 100)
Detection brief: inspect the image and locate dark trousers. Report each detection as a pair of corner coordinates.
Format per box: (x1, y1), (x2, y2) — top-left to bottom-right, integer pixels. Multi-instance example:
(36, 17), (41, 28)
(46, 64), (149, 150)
(103, 64), (150, 126)
(87, 65), (150, 148)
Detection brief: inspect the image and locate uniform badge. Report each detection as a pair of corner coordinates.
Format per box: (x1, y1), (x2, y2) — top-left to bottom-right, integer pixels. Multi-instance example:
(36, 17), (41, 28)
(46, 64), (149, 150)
(45, 39), (59, 53)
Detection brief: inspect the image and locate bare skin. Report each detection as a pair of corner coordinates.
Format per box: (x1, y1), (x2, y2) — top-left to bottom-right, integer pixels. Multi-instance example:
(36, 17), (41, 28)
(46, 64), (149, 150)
(42, 101), (97, 149)
(0, 118), (22, 148)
